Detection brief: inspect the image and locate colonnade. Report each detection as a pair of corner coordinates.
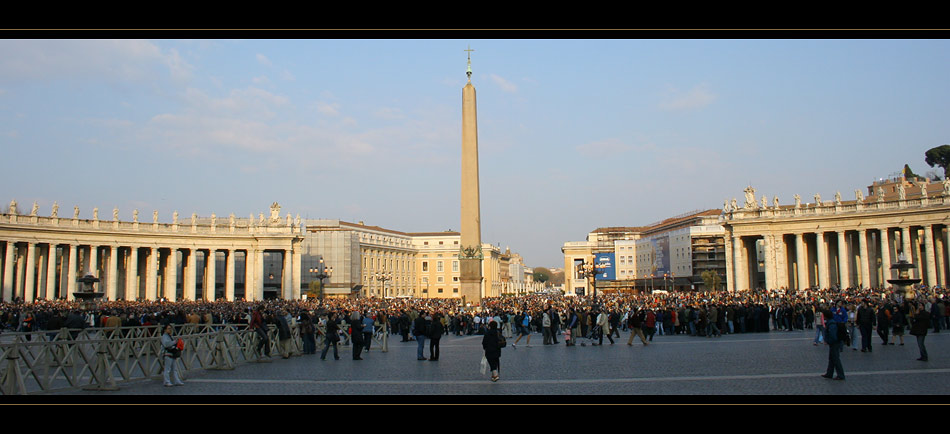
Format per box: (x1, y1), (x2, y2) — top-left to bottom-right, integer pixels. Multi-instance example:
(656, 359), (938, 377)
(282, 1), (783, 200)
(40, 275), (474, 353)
(728, 224), (948, 291)
(0, 240), (304, 302)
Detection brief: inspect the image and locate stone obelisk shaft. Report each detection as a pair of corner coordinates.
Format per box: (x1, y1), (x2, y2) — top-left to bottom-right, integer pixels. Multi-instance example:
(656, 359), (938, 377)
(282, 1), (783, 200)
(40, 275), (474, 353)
(459, 79), (483, 305)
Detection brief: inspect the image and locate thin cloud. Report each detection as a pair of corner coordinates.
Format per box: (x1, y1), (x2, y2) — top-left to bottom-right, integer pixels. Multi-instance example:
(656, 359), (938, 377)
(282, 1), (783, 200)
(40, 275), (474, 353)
(489, 74), (518, 93)
(659, 84), (716, 110)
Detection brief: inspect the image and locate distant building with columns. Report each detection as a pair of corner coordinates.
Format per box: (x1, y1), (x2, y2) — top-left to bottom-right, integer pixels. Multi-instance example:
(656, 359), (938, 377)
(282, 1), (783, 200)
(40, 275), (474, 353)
(0, 201), (303, 302)
(723, 176), (949, 291)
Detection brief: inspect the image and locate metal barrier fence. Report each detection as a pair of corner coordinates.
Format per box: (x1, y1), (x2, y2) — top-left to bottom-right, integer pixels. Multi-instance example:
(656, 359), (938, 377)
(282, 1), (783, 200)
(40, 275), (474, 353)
(0, 322), (389, 395)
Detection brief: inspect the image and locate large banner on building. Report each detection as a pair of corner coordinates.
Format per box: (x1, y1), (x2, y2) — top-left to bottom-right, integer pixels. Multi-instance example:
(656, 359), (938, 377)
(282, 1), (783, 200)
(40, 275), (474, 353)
(595, 252), (615, 281)
(651, 236), (670, 276)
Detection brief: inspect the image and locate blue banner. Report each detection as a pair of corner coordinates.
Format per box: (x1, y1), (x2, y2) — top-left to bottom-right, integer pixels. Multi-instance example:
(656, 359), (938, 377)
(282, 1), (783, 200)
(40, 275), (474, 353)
(595, 253), (616, 281)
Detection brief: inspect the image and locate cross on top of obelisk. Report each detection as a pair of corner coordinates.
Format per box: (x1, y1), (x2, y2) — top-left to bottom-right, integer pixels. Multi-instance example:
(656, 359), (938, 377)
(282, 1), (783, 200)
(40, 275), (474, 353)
(465, 45), (474, 81)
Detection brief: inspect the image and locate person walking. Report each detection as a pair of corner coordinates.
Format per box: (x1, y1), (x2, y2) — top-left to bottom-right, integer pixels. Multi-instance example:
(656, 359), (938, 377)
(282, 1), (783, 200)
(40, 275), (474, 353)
(627, 307), (648, 346)
(821, 306), (845, 381)
(320, 312), (341, 360)
(595, 308), (614, 345)
(349, 311), (364, 360)
(482, 320), (503, 382)
(361, 311), (374, 353)
(161, 325), (185, 387)
(512, 310), (531, 349)
(891, 306), (906, 346)
(910, 301), (931, 361)
(857, 299), (876, 352)
(413, 311), (429, 360)
(250, 305), (271, 359)
(428, 312), (444, 361)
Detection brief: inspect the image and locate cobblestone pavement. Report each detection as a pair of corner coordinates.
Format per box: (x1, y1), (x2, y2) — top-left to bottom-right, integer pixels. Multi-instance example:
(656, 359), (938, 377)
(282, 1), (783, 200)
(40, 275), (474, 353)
(51, 329), (950, 396)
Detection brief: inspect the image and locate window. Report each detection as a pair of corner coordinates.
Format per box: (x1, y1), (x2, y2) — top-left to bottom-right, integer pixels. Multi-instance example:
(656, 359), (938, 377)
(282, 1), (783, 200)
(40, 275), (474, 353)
(453, 276), (459, 282)
(422, 261), (428, 272)
(437, 261), (443, 272)
(437, 276), (444, 283)
(453, 288), (458, 293)
(452, 261), (458, 272)
(438, 288), (444, 293)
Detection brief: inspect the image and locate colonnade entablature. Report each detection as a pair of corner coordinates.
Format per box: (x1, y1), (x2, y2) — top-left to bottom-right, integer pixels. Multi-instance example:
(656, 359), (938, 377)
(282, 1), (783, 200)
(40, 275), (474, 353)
(721, 184), (950, 293)
(1, 200), (305, 304)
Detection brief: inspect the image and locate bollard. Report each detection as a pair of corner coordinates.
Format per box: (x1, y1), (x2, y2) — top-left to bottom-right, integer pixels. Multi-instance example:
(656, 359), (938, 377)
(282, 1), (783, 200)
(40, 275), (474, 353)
(1, 341), (27, 395)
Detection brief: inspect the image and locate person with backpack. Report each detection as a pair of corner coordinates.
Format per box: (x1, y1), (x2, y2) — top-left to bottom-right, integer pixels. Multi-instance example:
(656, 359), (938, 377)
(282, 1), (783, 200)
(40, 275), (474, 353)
(162, 324), (185, 387)
(821, 302), (846, 381)
(512, 310), (531, 349)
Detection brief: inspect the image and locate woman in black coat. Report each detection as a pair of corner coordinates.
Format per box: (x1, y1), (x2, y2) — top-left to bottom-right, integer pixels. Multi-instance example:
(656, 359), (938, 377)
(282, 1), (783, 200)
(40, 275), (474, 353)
(482, 320), (503, 382)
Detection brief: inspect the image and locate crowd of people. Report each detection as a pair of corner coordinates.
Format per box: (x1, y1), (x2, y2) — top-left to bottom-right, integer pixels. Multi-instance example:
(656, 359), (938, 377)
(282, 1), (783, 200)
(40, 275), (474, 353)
(1, 284), (945, 382)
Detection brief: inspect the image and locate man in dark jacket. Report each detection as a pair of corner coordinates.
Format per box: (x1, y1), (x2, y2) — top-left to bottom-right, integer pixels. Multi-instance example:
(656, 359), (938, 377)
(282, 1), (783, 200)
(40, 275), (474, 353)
(910, 301), (931, 361)
(856, 300), (876, 352)
(413, 311), (429, 360)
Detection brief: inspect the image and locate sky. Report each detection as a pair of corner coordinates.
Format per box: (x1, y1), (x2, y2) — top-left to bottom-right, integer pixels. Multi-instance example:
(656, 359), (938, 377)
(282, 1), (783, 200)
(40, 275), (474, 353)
(1, 39), (949, 269)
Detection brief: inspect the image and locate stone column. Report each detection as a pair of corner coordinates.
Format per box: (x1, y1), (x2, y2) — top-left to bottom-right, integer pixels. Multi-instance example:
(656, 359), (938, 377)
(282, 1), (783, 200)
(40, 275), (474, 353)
(166, 248), (178, 302)
(225, 249), (235, 301)
(292, 243), (302, 300)
(3, 241), (16, 302)
(67, 244), (77, 300)
(763, 235), (776, 290)
(126, 247), (139, 300)
(88, 245), (98, 277)
(879, 228), (892, 284)
(107, 245), (119, 301)
(206, 249), (217, 300)
(45, 244), (58, 300)
(731, 235), (743, 291)
(901, 227), (914, 277)
(837, 231), (850, 288)
(37, 248), (47, 300)
(724, 234), (735, 292)
(923, 225), (938, 287)
(146, 247), (158, 301)
(282, 248), (292, 299)
(816, 232), (830, 290)
(245, 249), (256, 301)
(24, 242), (36, 302)
(185, 249), (197, 301)
(858, 229), (870, 289)
(256, 249), (264, 301)
(795, 233), (807, 290)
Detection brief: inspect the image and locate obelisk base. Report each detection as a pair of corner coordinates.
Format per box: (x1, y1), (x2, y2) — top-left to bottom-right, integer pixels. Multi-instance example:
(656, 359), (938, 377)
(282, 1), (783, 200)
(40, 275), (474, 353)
(459, 258), (482, 306)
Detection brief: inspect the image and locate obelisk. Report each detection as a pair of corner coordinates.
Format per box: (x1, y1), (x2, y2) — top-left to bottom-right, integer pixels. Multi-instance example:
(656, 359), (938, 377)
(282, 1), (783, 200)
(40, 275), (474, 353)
(459, 47), (483, 305)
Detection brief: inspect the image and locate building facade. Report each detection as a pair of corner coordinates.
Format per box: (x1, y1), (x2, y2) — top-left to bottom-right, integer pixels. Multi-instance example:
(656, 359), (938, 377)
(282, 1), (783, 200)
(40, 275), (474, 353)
(723, 177), (950, 291)
(562, 210), (726, 295)
(0, 201), (303, 302)
(304, 219), (520, 302)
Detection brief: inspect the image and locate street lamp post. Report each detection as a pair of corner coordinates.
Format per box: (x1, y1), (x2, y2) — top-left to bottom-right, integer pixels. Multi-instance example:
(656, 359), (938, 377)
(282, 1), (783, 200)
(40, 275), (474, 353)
(374, 272), (392, 298)
(578, 258), (608, 299)
(309, 258), (333, 301)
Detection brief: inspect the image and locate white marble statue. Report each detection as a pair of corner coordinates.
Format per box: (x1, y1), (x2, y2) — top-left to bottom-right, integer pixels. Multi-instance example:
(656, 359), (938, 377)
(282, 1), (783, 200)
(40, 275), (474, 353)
(93, 208), (99, 220)
(31, 202), (38, 216)
(920, 181), (928, 198)
(153, 210), (158, 223)
(295, 214), (301, 227)
(794, 194), (801, 208)
(211, 213), (216, 227)
(743, 186), (756, 209)
(286, 213), (292, 226)
(133, 209), (139, 222)
(270, 202), (281, 222)
(259, 213), (265, 226)
(761, 195), (767, 209)
(229, 213), (235, 228)
(731, 198), (738, 211)
(113, 207), (119, 221)
(723, 200), (729, 213)
(773, 196), (780, 209)
(814, 193), (822, 206)
(898, 182), (906, 200)
(191, 213), (197, 226)
(834, 191), (841, 206)
(51, 202), (59, 218)
(173, 211), (179, 225)
(944, 178), (950, 196)
(8, 200), (17, 215)
(855, 189), (864, 202)
(73, 206), (80, 219)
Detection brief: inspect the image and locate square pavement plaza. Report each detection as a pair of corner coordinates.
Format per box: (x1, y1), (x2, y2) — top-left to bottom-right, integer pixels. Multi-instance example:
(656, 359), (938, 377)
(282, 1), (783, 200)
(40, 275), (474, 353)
(54, 330), (950, 396)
